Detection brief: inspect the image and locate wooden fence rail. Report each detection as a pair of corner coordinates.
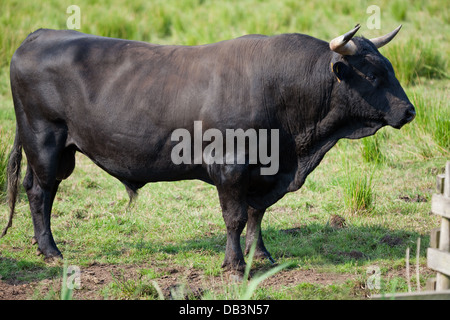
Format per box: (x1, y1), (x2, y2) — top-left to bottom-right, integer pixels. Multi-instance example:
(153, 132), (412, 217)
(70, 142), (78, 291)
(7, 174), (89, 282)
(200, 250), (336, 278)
(427, 161), (450, 291)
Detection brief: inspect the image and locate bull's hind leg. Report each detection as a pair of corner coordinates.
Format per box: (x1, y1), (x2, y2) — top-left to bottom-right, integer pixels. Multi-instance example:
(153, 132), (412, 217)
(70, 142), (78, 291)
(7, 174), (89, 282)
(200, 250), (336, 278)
(22, 130), (75, 259)
(244, 207), (275, 263)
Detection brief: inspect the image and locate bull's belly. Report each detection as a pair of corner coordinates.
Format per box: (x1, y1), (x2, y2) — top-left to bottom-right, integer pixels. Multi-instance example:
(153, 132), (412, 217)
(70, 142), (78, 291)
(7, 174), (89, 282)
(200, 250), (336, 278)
(75, 142), (211, 185)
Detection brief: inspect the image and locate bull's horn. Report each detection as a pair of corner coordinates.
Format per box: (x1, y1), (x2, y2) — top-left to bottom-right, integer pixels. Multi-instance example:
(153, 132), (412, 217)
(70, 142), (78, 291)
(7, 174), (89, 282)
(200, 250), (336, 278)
(329, 24), (361, 55)
(370, 25), (402, 49)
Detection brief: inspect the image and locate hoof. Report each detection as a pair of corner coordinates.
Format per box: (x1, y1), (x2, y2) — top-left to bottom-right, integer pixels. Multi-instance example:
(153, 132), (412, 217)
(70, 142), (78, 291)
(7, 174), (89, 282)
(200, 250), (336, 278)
(36, 246), (63, 261)
(266, 254), (276, 264)
(43, 253), (63, 265)
(245, 248), (276, 264)
(227, 271), (244, 283)
(221, 260), (246, 273)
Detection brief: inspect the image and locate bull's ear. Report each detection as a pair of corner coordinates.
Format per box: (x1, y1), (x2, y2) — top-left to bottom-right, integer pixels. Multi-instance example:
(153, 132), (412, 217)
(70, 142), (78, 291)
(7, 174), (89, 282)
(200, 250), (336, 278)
(331, 61), (348, 82)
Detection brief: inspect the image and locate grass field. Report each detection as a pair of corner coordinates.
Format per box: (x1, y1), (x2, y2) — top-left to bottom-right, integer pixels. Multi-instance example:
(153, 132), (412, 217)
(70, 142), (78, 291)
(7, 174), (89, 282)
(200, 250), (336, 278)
(0, 0), (449, 300)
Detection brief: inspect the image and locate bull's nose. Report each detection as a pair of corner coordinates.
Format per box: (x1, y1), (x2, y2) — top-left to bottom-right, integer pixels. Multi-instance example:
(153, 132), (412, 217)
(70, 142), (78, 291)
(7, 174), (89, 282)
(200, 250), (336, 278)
(405, 105), (416, 123)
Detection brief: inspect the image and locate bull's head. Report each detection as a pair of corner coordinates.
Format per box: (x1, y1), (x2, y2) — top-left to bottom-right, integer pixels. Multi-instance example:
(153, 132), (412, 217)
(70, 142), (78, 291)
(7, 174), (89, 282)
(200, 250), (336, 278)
(328, 24), (415, 138)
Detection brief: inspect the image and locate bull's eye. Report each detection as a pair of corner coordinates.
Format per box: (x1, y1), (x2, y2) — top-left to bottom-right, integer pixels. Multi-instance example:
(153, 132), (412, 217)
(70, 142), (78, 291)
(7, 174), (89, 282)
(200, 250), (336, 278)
(366, 73), (376, 82)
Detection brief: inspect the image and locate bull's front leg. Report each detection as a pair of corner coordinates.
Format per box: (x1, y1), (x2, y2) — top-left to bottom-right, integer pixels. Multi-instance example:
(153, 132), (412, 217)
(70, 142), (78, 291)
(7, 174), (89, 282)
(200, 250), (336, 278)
(215, 169), (249, 272)
(218, 191), (248, 271)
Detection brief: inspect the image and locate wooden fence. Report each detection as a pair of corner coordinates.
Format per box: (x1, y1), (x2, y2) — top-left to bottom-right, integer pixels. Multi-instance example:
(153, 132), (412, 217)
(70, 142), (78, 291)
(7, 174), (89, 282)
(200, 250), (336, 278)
(426, 161), (450, 291)
(373, 162), (450, 300)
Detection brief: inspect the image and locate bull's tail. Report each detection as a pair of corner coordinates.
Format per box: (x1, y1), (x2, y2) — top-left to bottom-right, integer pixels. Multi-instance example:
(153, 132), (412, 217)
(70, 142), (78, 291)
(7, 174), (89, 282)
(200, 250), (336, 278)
(1, 127), (22, 238)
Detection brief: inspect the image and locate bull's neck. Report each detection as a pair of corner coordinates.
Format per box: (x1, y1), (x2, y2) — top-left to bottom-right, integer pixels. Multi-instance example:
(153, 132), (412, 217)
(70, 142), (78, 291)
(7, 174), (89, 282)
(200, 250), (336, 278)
(278, 49), (341, 191)
(276, 49), (338, 145)
(257, 35), (344, 191)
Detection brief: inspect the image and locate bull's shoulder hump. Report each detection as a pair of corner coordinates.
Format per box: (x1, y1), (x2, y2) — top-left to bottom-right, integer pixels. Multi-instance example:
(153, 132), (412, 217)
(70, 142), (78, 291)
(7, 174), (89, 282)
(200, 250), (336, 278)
(262, 33), (330, 55)
(237, 34), (268, 39)
(22, 29), (92, 44)
(272, 33), (328, 45)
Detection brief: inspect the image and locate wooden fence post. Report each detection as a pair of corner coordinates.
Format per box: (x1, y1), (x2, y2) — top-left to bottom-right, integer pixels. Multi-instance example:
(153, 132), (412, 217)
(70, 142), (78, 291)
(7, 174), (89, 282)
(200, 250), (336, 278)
(428, 161), (450, 290)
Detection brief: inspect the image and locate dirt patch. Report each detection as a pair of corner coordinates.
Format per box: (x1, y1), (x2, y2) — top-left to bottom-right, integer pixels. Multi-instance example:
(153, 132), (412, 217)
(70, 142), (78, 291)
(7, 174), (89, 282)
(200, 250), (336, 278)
(259, 268), (352, 290)
(0, 261), (436, 300)
(0, 279), (34, 300)
(280, 227), (303, 235)
(379, 234), (403, 247)
(0, 262), (359, 300)
(337, 250), (365, 260)
(399, 195), (428, 203)
(328, 214), (347, 229)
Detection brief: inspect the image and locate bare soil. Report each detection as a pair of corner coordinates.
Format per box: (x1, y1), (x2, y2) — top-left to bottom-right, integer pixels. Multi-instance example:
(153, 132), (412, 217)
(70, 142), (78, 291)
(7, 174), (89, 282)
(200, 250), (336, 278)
(0, 261), (432, 300)
(0, 262), (352, 300)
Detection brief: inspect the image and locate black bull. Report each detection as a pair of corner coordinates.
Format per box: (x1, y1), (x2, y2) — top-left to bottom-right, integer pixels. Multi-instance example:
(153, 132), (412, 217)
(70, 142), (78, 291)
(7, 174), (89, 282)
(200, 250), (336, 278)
(2, 25), (415, 271)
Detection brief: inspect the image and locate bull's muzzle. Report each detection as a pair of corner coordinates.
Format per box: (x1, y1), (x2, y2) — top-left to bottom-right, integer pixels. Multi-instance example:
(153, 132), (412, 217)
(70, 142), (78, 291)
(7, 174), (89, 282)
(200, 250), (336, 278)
(404, 104), (416, 124)
(392, 104), (416, 129)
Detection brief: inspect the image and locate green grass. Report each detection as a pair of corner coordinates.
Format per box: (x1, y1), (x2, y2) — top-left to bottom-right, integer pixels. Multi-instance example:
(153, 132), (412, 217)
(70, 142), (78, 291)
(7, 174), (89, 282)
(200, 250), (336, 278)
(107, 272), (160, 300)
(0, 0), (449, 300)
(410, 88), (450, 150)
(340, 166), (375, 214)
(390, 0), (409, 21)
(384, 39), (449, 86)
(361, 135), (386, 165)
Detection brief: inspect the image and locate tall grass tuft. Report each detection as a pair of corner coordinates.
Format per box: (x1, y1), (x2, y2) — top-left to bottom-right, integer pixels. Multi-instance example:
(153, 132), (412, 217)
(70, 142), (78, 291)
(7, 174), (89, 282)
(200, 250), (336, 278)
(341, 167), (375, 214)
(361, 135), (386, 165)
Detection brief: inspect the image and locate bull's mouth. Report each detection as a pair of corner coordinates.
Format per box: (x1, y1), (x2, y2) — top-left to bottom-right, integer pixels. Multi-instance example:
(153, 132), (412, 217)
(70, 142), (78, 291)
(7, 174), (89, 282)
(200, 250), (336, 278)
(392, 119), (409, 129)
(392, 117), (413, 130)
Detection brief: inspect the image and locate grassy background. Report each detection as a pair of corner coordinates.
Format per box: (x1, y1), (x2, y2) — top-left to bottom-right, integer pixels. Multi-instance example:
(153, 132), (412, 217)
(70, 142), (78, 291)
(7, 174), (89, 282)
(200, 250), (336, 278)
(0, 0), (449, 299)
